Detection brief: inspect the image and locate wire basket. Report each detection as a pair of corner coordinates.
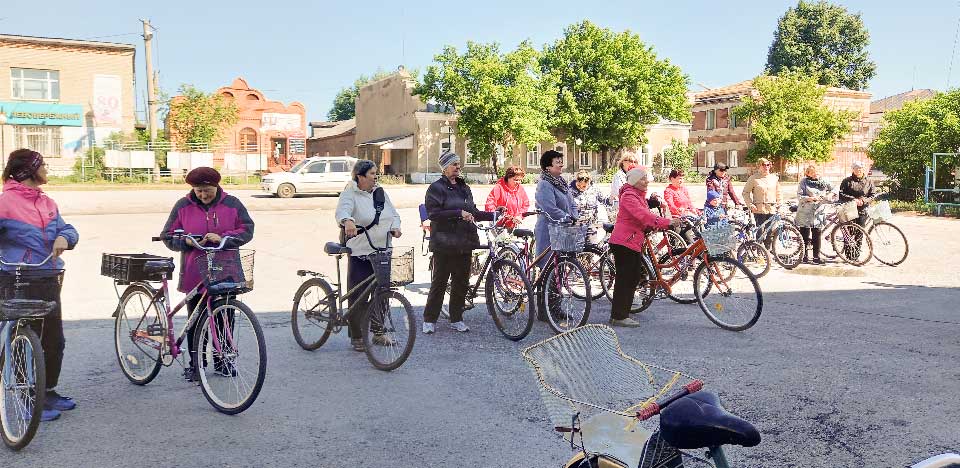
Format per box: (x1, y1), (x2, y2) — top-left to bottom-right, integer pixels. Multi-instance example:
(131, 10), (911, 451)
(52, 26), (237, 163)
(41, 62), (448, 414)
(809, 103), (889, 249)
(729, 207), (752, 225)
(0, 270), (63, 321)
(549, 223), (588, 253)
(701, 222), (737, 256)
(867, 200), (892, 221)
(368, 247), (415, 287)
(194, 249), (254, 294)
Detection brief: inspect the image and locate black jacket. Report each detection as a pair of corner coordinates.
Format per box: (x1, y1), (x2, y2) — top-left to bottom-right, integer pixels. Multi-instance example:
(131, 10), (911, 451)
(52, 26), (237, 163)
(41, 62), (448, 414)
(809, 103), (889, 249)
(425, 176), (493, 253)
(839, 175), (876, 212)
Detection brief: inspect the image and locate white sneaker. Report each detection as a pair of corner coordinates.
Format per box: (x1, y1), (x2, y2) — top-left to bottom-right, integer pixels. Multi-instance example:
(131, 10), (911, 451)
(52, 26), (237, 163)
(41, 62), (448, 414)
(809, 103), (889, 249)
(422, 322), (436, 334)
(449, 321), (469, 333)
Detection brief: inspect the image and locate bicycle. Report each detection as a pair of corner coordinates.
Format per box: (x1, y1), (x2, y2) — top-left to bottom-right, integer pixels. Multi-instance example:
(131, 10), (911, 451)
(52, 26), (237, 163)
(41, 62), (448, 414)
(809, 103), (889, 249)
(814, 202), (875, 267)
(106, 231), (267, 414)
(524, 325), (760, 468)
(689, 211), (772, 280)
(730, 204), (804, 270)
(0, 254), (59, 450)
(594, 222), (689, 310)
(291, 226), (416, 371)
(501, 210), (592, 334)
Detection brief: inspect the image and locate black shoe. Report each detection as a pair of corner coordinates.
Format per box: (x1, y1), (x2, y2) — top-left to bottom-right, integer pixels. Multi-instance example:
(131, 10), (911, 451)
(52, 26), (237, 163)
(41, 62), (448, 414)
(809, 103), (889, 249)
(183, 367), (199, 383)
(811, 257), (824, 265)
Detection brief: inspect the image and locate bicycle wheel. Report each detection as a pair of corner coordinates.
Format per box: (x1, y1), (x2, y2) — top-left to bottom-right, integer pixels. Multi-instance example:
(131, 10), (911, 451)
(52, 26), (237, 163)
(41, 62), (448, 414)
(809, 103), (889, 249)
(362, 289), (416, 371)
(664, 249), (700, 304)
(630, 256), (658, 314)
(114, 284), (164, 385)
(736, 240), (771, 278)
(599, 251), (616, 302)
(831, 222), (873, 266)
(693, 258), (762, 331)
(576, 246), (607, 301)
(540, 258), (591, 334)
(771, 223), (804, 270)
(194, 299), (267, 414)
(819, 223), (838, 260)
(486, 259), (535, 341)
(291, 278), (336, 350)
(0, 325), (45, 451)
(869, 221), (908, 266)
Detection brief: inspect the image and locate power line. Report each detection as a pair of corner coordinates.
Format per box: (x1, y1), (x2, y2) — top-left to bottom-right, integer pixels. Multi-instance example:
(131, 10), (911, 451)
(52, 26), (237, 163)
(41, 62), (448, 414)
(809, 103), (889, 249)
(82, 32), (141, 40)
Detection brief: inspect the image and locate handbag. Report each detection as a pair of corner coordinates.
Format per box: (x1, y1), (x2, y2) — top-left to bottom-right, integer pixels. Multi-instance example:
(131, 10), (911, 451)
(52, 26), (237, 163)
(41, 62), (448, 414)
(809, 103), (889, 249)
(837, 200), (860, 223)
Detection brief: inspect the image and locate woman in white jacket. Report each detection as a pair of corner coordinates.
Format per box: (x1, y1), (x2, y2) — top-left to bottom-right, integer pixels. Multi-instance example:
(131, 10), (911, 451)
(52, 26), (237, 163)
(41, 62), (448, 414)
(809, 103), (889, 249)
(335, 159), (402, 351)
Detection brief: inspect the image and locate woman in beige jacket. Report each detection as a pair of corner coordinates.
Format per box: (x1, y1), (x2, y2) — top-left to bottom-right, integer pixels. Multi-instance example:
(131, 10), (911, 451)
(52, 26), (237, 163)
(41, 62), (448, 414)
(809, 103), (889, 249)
(742, 157), (782, 231)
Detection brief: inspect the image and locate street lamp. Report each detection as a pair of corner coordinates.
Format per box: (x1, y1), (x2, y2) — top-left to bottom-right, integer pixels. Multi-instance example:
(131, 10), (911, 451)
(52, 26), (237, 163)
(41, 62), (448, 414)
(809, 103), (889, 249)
(697, 136), (707, 172)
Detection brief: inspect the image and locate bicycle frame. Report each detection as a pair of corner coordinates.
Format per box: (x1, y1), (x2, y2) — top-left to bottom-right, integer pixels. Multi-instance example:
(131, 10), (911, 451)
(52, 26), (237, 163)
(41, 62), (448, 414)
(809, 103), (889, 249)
(643, 234), (710, 296)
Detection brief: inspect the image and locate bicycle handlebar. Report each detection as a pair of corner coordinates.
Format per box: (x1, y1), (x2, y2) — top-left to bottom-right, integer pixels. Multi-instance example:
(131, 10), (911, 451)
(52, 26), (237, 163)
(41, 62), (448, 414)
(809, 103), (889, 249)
(0, 253), (56, 268)
(153, 230), (236, 252)
(636, 379), (705, 421)
(338, 225), (394, 252)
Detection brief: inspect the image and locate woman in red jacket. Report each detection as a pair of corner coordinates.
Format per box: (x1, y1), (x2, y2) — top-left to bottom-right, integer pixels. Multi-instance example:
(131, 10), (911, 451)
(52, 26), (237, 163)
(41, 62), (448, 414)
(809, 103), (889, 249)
(609, 167), (679, 327)
(484, 165), (529, 229)
(662, 169), (699, 243)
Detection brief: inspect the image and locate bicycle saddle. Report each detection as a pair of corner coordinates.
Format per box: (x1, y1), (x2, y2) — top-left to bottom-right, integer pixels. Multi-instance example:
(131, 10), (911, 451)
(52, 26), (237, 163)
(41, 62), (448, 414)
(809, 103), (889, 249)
(0, 299), (57, 320)
(602, 223), (615, 234)
(143, 260), (175, 274)
(207, 282), (248, 296)
(324, 242), (352, 256)
(659, 391), (760, 450)
(512, 228), (534, 238)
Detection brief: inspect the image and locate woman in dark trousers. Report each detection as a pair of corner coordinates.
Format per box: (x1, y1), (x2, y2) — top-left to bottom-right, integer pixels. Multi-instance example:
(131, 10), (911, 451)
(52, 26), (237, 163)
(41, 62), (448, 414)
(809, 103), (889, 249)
(423, 151), (498, 334)
(0, 149), (79, 422)
(838, 161), (876, 257)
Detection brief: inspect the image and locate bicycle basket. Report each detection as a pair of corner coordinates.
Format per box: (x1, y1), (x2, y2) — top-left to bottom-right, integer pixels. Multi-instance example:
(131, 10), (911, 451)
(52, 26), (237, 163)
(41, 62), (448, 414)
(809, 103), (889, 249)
(0, 270), (63, 321)
(729, 208), (752, 225)
(368, 247), (415, 287)
(867, 200), (892, 221)
(101, 253), (175, 282)
(194, 249), (254, 294)
(549, 223), (588, 253)
(837, 201), (860, 223)
(701, 223), (737, 256)
(522, 325), (700, 463)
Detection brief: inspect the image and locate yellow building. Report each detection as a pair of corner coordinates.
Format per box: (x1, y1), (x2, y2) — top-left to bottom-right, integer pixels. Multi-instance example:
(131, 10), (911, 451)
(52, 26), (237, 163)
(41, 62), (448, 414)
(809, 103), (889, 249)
(0, 34), (136, 175)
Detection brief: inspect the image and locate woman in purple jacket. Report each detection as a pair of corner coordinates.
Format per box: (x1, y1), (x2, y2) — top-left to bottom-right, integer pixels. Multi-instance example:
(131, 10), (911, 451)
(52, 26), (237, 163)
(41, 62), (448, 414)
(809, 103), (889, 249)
(160, 167), (254, 381)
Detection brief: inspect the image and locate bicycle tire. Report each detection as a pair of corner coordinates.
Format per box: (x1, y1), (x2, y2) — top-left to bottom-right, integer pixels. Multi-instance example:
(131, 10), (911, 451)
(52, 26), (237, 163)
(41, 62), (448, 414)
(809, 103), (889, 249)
(0, 326), (45, 451)
(819, 223), (838, 260)
(194, 299), (267, 415)
(540, 258), (591, 334)
(114, 284), (164, 385)
(736, 240), (771, 278)
(362, 289), (416, 371)
(664, 248), (700, 304)
(599, 252), (616, 302)
(693, 258), (762, 331)
(486, 259), (535, 341)
(630, 255), (658, 314)
(831, 222), (873, 266)
(291, 278), (336, 350)
(575, 245), (608, 301)
(868, 221), (908, 266)
(771, 222), (804, 270)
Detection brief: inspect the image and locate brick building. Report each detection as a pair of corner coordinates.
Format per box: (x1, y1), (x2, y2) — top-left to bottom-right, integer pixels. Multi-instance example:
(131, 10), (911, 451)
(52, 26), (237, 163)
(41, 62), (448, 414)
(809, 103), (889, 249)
(0, 34), (136, 175)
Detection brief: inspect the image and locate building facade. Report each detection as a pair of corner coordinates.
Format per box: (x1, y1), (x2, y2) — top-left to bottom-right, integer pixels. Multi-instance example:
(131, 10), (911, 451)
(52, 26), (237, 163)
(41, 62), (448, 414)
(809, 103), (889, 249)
(307, 119), (356, 157)
(690, 79), (871, 180)
(0, 34), (136, 175)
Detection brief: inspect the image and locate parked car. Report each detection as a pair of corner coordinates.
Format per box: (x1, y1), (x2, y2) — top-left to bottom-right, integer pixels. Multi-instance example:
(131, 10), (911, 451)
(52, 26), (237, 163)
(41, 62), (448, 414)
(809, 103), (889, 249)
(261, 156), (357, 198)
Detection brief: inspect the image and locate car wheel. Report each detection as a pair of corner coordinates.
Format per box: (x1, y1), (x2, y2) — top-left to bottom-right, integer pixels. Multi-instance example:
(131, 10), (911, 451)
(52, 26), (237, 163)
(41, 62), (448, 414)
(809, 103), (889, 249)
(277, 183), (296, 199)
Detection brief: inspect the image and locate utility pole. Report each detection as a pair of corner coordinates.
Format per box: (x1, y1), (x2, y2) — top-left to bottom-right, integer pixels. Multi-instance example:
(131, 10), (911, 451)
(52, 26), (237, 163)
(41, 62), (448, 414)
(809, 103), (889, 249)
(141, 19), (159, 180)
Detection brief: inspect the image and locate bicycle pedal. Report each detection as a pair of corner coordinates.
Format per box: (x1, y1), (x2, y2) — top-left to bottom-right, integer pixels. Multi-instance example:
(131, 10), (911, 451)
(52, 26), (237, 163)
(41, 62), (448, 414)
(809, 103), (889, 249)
(146, 324), (164, 336)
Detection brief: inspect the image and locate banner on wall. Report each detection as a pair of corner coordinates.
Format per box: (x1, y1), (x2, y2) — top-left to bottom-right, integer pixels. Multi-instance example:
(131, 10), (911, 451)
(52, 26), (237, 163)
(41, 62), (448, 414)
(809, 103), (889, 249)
(260, 113), (302, 132)
(93, 75), (123, 126)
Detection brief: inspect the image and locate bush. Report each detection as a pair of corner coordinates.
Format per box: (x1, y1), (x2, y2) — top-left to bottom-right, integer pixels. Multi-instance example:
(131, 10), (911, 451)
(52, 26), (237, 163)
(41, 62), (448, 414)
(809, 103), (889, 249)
(71, 146), (106, 181)
(378, 174), (406, 185)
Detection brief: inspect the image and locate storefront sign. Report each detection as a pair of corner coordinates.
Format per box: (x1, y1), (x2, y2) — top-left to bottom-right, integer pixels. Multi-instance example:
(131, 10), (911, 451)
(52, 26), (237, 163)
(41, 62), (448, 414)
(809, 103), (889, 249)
(261, 113), (302, 132)
(0, 101), (83, 126)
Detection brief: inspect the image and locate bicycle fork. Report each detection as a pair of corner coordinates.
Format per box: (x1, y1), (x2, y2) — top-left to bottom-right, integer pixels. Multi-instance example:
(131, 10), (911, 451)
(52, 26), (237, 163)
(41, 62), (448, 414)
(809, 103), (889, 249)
(1, 322), (36, 391)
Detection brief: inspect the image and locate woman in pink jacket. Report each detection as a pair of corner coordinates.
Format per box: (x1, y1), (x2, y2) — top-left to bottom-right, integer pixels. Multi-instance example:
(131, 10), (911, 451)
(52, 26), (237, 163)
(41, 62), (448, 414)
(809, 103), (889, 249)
(484, 165), (529, 229)
(609, 167), (679, 327)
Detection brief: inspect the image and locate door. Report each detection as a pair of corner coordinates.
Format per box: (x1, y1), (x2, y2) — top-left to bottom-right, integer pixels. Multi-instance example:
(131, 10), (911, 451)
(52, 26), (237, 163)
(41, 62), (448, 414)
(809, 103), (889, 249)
(325, 160), (352, 192)
(299, 161), (327, 193)
(271, 138), (288, 166)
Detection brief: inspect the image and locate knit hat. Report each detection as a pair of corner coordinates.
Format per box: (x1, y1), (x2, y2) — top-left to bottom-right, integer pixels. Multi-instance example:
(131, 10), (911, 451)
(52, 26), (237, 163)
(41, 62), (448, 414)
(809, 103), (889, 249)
(625, 166), (651, 185)
(439, 151), (460, 170)
(185, 167), (221, 186)
(11, 150), (43, 182)
(706, 190), (722, 203)
(851, 161), (864, 170)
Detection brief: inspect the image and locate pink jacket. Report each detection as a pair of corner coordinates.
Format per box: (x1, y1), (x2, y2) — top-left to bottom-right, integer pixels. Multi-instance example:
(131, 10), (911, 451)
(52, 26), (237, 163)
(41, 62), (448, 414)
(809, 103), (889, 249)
(609, 185), (671, 253)
(663, 184), (697, 217)
(484, 178), (529, 229)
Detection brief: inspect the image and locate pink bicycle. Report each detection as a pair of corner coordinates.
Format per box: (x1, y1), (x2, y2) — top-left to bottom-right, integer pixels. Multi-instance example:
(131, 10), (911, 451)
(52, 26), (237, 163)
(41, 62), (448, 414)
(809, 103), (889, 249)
(104, 230), (266, 415)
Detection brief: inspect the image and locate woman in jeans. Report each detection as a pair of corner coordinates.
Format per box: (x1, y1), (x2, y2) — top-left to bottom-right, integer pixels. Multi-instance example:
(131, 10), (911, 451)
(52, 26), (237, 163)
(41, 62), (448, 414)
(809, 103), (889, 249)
(609, 166), (679, 327)
(0, 149), (79, 422)
(336, 159), (402, 351)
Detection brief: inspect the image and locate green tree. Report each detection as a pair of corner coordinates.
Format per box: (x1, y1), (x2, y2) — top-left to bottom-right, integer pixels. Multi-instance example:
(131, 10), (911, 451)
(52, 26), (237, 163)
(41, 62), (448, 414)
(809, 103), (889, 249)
(766, 0), (877, 91)
(869, 90), (959, 189)
(414, 41), (556, 175)
(662, 139), (697, 174)
(733, 73), (855, 166)
(166, 84), (239, 148)
(327, 70), (393, 121)
(541, 20), (690, 170)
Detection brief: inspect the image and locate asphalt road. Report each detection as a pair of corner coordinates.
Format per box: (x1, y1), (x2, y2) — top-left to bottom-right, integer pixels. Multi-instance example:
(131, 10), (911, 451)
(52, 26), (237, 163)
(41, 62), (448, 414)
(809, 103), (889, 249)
(3, 188), (958, 467)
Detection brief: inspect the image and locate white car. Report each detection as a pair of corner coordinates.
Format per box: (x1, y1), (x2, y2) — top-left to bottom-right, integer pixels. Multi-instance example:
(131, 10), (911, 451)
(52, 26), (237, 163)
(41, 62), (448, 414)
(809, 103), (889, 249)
(261, 156), (357, 198)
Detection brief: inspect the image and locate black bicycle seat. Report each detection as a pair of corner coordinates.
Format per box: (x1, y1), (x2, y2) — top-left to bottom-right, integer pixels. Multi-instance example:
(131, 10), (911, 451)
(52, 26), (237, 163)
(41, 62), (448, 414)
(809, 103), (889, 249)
(602, 223), (615, 234)
(207, 282), (249, 296)
(0, 299), (57, 321)
(513, 228), (534, 238)
(324, 242), (352, 256)
(659, 392), (760, 450)
(143, 260), (175, 275)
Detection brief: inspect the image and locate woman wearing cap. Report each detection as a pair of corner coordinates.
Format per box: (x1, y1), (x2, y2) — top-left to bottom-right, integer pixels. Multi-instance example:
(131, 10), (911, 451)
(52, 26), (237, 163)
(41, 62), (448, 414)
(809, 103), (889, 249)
(609, 166), (679, 327)
(742, 158), (782, 235)
(705, 163), (743, 207)
(839, 161), (876, 228)
(797, 165), (833, 264)
(160, 167), (254, 381)
(0, 149), (79, 422)
(484, 165), (529, 230)
(423, 152), (498, 334)
(336, 159), (402, 351)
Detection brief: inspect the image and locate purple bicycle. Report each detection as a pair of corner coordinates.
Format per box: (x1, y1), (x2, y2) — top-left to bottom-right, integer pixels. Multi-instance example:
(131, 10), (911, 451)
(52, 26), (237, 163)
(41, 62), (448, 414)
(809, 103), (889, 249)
(104, 230), (266, 415)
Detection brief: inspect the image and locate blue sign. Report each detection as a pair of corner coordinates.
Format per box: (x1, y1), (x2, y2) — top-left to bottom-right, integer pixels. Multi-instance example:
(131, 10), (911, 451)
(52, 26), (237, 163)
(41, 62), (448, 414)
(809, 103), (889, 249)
(0, 101), (84, 127)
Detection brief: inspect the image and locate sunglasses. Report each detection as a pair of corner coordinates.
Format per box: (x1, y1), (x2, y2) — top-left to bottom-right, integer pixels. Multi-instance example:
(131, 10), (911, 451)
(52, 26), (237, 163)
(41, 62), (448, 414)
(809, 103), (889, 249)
(762, 163), (772, 167)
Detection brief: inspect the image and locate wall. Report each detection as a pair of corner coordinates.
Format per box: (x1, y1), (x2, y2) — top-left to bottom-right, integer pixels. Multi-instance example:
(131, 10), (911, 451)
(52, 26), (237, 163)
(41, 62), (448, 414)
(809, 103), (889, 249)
(307, 130), (355, 157)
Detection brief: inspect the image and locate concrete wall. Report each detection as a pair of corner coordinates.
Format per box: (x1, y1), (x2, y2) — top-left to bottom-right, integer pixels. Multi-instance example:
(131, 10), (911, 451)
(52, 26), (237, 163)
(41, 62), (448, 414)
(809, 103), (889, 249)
(355, 71), (421, 146)
(307, 130), (355, 157)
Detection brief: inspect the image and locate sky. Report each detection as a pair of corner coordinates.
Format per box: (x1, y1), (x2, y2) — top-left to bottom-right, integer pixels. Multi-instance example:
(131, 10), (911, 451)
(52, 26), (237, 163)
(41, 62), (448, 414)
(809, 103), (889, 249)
(2, 0), (958, 123)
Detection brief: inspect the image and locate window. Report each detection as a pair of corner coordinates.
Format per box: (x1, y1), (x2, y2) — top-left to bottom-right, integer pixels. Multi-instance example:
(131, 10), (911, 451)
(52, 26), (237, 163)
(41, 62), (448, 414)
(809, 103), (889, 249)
(579, 150), (591, 168)
(728, 108), (738, 128)
(464, 141), (480, 166)
(706, 109), (716, 130)
(706, 151), (715, 167)
(13, 126), (62, 157)
(439, 124), (455, 159)
(11, 68), (60, 100)
(329, 161), (349, 173)
(526, 143), (540, 168)
(729, 150), (739, 167)
(239, 128), (258, 153)
(305, 162), (327, 173)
